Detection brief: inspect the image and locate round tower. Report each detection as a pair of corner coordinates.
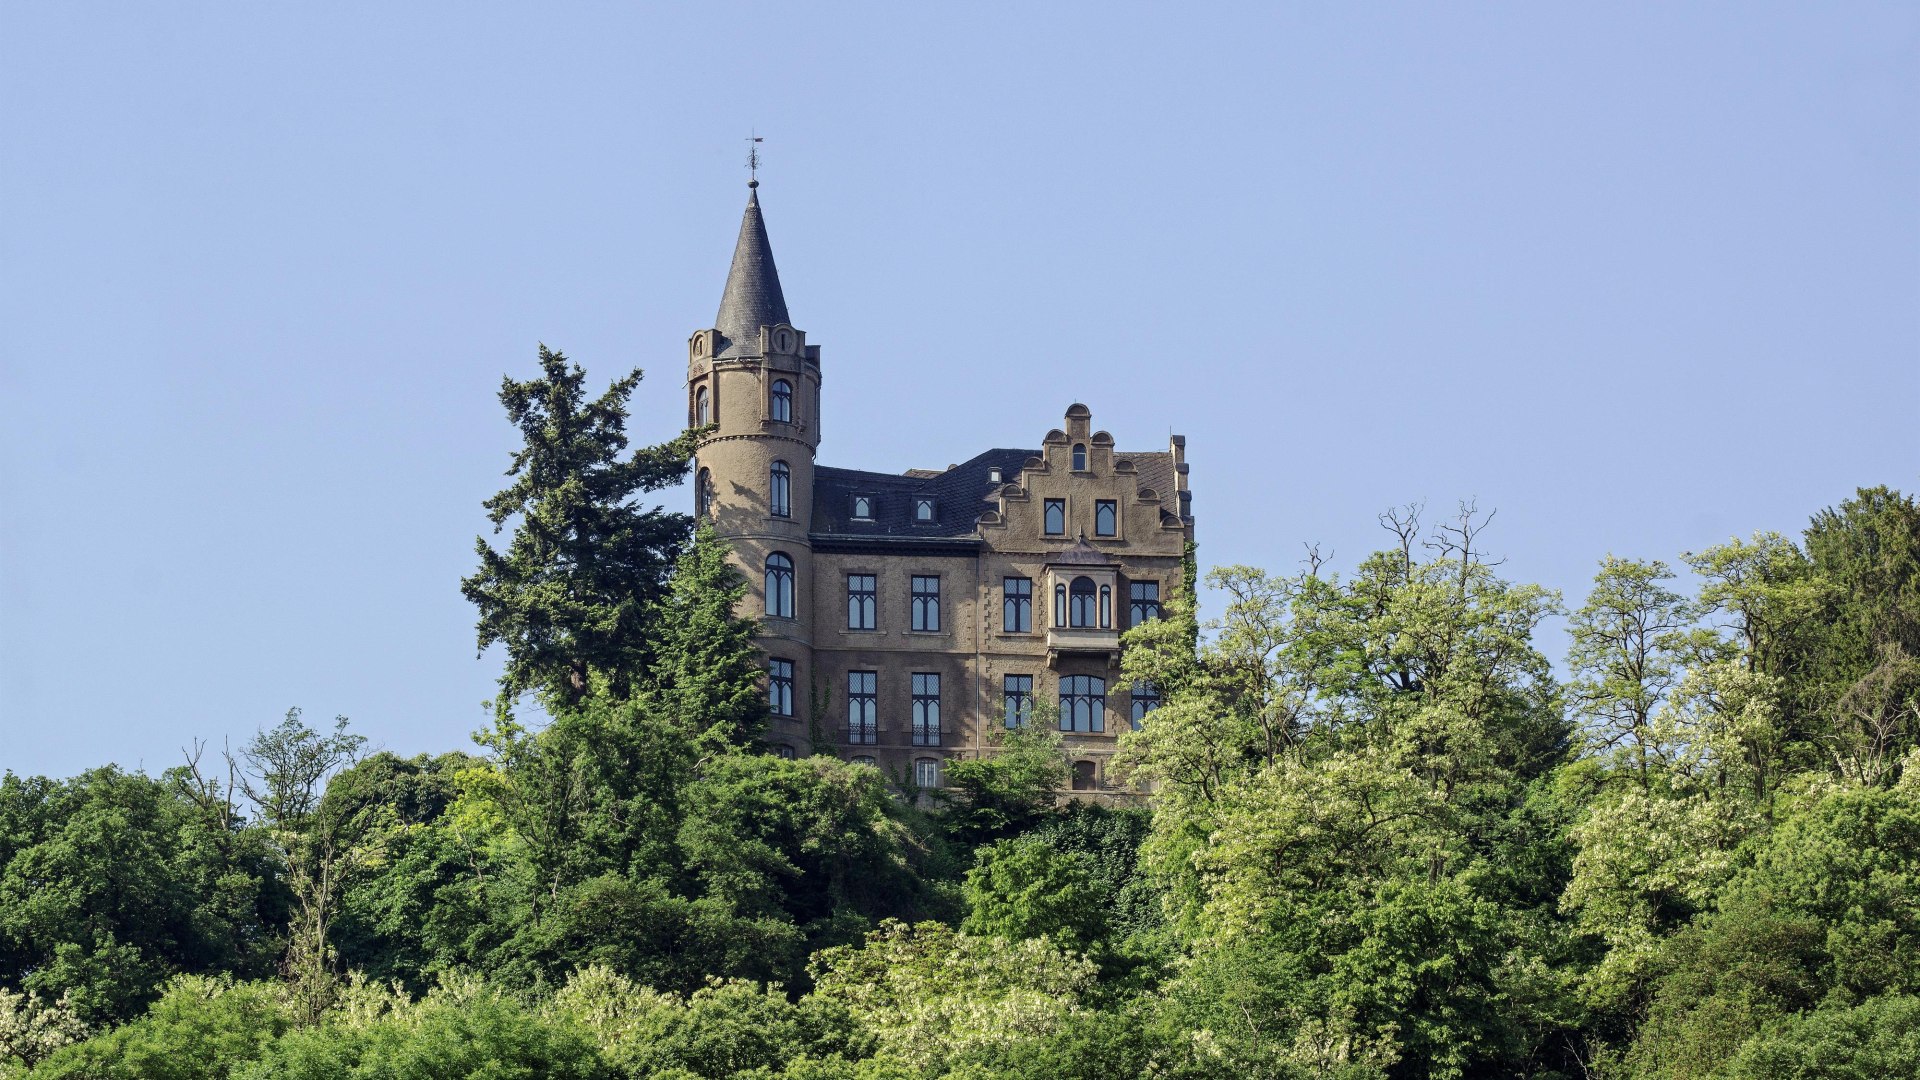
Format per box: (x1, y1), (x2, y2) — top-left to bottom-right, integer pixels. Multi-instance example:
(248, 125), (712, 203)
(688, 182), (821, 747)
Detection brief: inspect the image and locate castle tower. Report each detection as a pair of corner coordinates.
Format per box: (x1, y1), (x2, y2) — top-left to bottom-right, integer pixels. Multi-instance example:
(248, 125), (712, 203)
(688, 182), (820, 744)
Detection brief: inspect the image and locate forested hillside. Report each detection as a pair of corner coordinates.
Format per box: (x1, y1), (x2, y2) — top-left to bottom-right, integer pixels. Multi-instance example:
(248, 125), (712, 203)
(3, 355), (1917, 1079)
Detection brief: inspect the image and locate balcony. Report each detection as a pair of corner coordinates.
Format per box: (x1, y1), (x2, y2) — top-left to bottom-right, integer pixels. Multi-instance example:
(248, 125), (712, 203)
(1046, 625), (1121, 667)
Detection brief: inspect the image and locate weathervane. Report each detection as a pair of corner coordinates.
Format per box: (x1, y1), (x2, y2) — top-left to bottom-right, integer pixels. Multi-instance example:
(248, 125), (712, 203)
(746, 131), (764, 188)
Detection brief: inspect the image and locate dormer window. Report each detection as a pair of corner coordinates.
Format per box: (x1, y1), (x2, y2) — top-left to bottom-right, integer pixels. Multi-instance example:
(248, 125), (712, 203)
(914, 497), (936, 523)
(851, 495), (873, 520)
(1072, 444), (1087, 471)
(771, 379), (793, 423)
(988, 467), (1002, 484)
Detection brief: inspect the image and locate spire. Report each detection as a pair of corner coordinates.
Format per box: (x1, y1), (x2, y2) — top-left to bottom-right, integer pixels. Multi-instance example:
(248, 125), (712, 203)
(714, 187), (790, 356)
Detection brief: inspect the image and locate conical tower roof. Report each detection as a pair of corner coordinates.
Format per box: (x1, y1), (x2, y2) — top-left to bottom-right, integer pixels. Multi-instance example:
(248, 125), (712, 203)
(714, 187), (790, 356)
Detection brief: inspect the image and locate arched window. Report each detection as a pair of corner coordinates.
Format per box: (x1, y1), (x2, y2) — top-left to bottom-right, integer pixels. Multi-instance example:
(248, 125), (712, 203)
(914, 757), (941, 789)
(1072, 444), (1087, 471)
(1054, 582), (1067, 627)
(1094, 500), (1117, 537)
(851, 495), (873, 520)
(1060, 676), (1106, 733)
(914, 497), (935, 522)
(695, 467), (713, 517)
(1070, 576), (1098, 628)
(770, 460), (791, 518)
(764, 552), (794, 618)
(775, 744), (796, 760)
(1099, 584), (1112, 628)
(695, 386), (710, 426)
(771, 379), (793, 423)
(1071, 760), (1097, 791)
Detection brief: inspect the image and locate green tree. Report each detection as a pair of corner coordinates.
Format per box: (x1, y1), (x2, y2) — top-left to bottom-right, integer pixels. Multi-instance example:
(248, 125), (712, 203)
(28, 977), (291, 1080)
(939, 721), (1068, 844)
(961, 838), (1107, 949)
(462, 345), (697, 707)
(641, 522), (768, 751)
(0, 769), (280, 1024)
(1566, 557), (1699, 788)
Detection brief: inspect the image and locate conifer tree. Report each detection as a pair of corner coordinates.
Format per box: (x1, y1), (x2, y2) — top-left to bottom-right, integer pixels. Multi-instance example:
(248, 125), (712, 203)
(641, 522), (768, 750)
(462, 345), (696, 707)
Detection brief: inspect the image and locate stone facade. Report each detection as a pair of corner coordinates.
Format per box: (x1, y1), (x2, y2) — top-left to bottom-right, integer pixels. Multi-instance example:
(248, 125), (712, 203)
(686, 185), (1194, 793)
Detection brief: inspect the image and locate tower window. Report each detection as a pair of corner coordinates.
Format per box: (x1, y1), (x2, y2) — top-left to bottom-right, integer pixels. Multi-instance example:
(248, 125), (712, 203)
(910, 575), (941, 631)
(914, 497), (935, 522)
(768, 658), (794, 717)
(764, 553), (794, 619)
(848, 671), (877, 745)
(695, 386), (710, 427)
(1131, 681), (1161, 730)
(1072, 444), (1087, 471)
(1069, 576), (1098, 628)
(911, 673), (941, 746)
(1130, 581), (1161, 624)
(851, 495), (873, 520)
(1002, 577), (1032, 633)
(771, 378), (793, 423)
(1060, 676), (1106, 733)
(770, 460), (791, 518)
(847, 574), (877, 630)
(695, 467), (713, 517)
(914, 757), (942, 789)
(775, 744), (796, 759)
(1094, 500), (1117, 537)
(1003, 674), (1033, 729)
(1044, 499), (1066, 535)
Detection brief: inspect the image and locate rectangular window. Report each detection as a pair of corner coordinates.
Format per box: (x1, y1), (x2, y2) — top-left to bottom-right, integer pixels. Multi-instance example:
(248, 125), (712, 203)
(911, 672), (941, 746)
(1129, 581), (1161, 625)
(914, 497), (936, 522)
(1044, 499), (1066, 535)
(768, 658), (794, 717)
(1131, 681), (1160, 730)
(847, 671), (877, 744)
(1059, 675), (1106, 733)
(1002, 577), (1032, 632)
(914, 757), (941, 789)
(848, 574), (876, 630)
(910, 575), (941, 632)
(1095, 499), (1117, 537)
(1003, 674), (1033, 729)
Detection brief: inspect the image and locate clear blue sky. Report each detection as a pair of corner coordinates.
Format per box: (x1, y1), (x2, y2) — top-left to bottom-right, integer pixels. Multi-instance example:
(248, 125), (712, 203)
(3, 3), (1915, 778)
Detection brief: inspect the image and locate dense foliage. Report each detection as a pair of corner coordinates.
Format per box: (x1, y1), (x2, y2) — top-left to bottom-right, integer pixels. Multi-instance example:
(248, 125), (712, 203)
(6, 355), (1917, 1078)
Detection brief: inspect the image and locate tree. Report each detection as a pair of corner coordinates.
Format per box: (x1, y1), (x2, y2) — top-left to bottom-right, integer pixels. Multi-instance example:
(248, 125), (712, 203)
(462, 345), (698, 707)
(641, 523), (768, 751)
(1566, 557), (1699, 788)
(961, 838), (1108, 950)
(939, 721), (1069, 844)
(0, 769), (280, 1025)
(230, 710), (367, 1025)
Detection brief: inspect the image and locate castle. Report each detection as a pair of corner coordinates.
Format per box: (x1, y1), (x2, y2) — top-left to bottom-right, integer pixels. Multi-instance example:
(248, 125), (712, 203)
(686, 182), (1194, 793)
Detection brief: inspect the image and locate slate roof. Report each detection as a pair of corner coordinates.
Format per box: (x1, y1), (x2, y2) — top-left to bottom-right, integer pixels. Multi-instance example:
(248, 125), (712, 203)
(714, 188), (789, 358)
(810, 447), (1184, 541)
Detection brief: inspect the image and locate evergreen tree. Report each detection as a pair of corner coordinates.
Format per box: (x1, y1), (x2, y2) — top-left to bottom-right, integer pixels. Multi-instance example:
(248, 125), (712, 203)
(641, 523), (768, 751)
(462, 345), (696, 707)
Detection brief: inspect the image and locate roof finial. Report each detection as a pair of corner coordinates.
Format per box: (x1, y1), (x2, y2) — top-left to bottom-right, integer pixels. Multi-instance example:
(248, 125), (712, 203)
(745, 131), (764, 189)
